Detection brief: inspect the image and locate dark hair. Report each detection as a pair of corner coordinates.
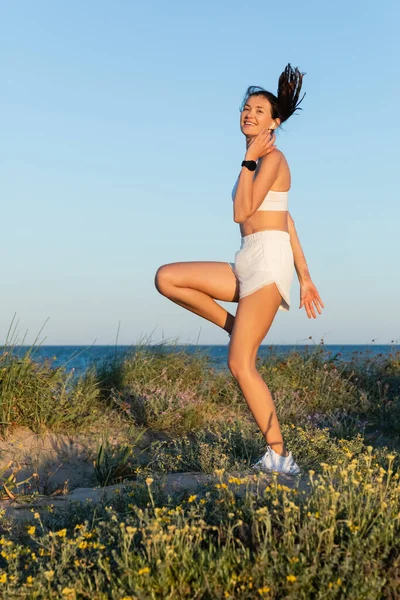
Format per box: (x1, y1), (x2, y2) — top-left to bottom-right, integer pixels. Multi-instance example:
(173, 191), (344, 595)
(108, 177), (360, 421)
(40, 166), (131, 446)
(240, 63), (306, 125)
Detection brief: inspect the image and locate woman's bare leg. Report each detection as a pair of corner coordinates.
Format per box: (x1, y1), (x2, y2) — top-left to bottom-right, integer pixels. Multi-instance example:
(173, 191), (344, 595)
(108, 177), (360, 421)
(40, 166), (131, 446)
(228, 282), (287, 456)
(154, 261), (239, 335)
(155, 262), (286, 455)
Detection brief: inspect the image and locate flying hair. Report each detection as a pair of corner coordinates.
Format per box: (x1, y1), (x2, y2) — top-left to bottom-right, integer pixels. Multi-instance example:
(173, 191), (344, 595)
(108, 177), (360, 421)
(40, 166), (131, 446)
(240, 63), (306, 125)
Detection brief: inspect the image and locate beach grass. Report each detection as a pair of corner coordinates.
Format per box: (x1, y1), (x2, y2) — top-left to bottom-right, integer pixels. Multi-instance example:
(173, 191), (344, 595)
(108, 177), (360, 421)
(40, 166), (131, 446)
(0, 338), (399, 598)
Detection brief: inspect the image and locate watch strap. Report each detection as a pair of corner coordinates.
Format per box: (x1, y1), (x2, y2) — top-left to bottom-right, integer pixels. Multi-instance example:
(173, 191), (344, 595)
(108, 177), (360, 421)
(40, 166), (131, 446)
(241, 160), (257, 171)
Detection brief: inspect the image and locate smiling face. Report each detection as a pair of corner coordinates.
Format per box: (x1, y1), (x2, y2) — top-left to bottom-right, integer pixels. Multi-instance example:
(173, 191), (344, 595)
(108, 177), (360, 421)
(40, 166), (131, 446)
(240, 94), (280, 137)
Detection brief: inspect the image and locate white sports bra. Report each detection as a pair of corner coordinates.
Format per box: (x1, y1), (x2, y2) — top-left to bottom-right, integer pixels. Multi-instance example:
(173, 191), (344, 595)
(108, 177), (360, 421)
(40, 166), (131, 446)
(231, 176), (288, 211)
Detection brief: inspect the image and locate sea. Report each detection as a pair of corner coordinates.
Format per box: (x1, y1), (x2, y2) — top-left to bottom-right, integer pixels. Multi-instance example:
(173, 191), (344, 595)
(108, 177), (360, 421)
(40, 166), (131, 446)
(8, 344), (399, 377)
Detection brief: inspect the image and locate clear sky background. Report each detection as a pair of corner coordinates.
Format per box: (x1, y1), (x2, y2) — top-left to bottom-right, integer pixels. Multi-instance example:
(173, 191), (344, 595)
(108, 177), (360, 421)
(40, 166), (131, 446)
(1, 0), (399, 346)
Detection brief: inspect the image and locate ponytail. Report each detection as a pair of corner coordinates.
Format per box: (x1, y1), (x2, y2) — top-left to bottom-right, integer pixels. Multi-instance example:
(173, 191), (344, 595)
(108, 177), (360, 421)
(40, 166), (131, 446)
(277, 64), (306, 123)
(240, 63), (306, 126)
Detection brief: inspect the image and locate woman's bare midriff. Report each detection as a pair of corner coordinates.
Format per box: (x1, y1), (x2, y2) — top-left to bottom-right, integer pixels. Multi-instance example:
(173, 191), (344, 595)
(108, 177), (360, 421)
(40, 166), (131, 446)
(240, 209), (289, 237)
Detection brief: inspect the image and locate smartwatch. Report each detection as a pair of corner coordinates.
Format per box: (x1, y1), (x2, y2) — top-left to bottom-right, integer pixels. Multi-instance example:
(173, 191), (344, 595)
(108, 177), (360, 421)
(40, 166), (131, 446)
(241, 160), (257, 171)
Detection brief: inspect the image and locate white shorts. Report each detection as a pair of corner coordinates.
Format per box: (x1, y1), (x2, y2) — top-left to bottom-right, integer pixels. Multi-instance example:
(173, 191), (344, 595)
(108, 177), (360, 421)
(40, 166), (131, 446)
(228, 230), (294, 311)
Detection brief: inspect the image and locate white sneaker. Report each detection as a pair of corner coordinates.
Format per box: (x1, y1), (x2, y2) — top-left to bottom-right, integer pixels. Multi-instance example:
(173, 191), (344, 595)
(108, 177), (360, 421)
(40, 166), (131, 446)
(251, 445), (301, 475)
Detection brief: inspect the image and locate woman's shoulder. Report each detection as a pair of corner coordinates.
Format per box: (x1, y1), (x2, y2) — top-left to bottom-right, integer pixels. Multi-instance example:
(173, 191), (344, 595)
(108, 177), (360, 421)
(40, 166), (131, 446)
(265, 148), (289, 171)
(258, 149), (290, 186)
(258, 148), (285, 170)
(270, 148), (286, 161)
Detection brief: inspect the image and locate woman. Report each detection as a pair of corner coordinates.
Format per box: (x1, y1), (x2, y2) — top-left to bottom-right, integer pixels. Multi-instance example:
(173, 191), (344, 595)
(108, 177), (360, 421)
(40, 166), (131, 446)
(155, 64), (324, 475)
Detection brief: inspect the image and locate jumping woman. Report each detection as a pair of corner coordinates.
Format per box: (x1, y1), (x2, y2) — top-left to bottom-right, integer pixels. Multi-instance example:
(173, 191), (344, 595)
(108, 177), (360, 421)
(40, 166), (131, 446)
(155, 64), (324, 475)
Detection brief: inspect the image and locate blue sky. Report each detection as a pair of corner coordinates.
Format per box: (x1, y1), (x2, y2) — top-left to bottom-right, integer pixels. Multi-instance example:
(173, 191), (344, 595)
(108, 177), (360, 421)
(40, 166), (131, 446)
(1, 0), (399, 345)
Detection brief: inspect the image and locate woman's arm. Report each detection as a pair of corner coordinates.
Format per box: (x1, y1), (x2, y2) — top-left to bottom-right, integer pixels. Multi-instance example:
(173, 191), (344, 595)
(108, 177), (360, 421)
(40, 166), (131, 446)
(287, 211), (311, 285)
(233, 129), (277, 223)
(233, 154), (280, 223)
(287, 211), (324, 318)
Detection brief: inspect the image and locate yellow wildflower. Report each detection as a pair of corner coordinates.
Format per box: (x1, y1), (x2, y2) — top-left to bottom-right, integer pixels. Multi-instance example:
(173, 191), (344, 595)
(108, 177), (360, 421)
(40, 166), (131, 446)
(27, 526), (35, 536)
(138, 567), (150, 575)
(56, 528), (67, 538)
(287, 574), (297, 582)
(126, 526), (137, 535)
(0, 573), (6, 583)
(228, 477), (242, 485)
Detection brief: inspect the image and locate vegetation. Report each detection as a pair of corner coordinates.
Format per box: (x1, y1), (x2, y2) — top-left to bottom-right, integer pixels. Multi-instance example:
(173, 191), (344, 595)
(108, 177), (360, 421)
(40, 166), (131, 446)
(0, 334), (399, 598)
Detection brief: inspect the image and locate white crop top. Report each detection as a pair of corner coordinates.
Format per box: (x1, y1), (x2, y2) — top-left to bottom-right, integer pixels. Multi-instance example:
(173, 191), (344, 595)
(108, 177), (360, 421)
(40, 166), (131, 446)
(231, 176), (288, 211)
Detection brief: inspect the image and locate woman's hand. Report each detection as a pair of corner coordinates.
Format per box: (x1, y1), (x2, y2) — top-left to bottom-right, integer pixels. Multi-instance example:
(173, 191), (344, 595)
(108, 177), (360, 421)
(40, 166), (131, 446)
(245, 129), (276, 161)
(299, 280), (324, 319)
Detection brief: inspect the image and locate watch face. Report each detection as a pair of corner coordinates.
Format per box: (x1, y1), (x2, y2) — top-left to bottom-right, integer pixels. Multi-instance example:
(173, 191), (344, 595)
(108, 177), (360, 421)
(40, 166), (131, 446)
(242, 160), (257, 171)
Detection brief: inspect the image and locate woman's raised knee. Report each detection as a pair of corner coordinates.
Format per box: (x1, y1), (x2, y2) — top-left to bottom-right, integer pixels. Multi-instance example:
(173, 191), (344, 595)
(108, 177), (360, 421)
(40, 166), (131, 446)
(154, 264), (173, 295)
